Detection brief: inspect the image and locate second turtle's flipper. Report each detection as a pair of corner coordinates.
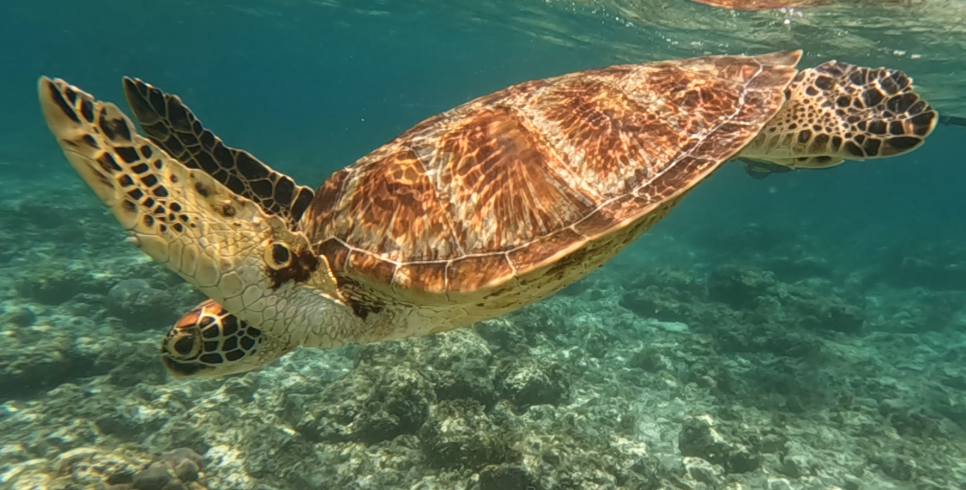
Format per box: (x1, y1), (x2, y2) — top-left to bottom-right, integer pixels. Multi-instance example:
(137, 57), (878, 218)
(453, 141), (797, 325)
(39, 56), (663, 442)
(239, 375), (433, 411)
(941, 115), (966, 127)
(737, 158), (794, 179)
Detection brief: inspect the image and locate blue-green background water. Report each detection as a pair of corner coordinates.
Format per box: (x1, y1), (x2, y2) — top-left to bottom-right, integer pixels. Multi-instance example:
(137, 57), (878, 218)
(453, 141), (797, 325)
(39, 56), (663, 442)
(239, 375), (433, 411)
(3, 1), (966, 488)
(4, 0), (963, 253)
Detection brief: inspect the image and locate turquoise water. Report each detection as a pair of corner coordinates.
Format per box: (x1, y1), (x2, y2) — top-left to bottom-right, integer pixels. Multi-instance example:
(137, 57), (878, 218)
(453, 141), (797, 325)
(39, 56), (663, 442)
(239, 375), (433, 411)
(2, 1), (966, 489)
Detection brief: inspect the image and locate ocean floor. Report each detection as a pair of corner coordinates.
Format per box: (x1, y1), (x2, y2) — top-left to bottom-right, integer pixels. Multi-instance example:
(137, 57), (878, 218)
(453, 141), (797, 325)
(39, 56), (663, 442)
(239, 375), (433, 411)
(3, 171), (966, 490)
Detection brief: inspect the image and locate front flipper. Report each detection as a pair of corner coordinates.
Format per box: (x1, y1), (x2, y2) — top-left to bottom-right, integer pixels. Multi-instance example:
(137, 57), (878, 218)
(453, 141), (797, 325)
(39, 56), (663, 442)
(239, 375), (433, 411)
(39, 77), (364, 367)
(122, 77), (314, 228)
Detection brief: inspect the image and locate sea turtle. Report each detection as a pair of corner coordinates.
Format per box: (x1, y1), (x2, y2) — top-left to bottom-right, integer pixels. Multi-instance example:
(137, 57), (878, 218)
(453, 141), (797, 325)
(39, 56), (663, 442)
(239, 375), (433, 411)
(39, 50), (936, 378)
(689, 0), (830, 10)
(688, 0), (911, 10)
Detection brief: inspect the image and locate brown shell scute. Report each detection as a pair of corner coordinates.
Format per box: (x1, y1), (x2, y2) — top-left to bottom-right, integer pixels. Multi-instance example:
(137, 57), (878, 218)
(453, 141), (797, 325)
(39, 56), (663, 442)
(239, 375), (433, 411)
(411, 104), (598, 255)
(316, 145), (463, 262)
(305, 51), (802, 294)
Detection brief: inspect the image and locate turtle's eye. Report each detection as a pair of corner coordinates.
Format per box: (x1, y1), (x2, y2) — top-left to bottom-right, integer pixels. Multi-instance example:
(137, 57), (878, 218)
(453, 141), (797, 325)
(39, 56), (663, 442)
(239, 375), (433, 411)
(168, 332), (200, 358)
(264, 241), (292, 270)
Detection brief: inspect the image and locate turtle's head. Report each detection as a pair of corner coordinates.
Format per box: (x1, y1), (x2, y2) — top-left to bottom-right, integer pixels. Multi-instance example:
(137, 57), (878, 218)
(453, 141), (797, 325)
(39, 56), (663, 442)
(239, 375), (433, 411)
(39, 76), (368, 379)
(161, 299), (294, 378)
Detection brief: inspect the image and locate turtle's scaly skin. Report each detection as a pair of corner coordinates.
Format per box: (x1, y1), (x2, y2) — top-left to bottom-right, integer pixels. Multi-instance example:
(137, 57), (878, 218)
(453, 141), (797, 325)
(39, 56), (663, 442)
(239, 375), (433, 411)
(39, 50), (937, 377)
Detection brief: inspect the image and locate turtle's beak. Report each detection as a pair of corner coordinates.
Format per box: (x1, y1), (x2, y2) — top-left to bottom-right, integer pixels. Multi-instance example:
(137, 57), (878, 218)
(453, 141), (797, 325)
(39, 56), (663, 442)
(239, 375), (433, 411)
(161, 355), (213, 378)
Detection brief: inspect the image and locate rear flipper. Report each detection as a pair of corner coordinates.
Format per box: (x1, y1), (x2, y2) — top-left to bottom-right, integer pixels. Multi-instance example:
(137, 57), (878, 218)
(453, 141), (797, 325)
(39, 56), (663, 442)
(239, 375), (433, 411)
(740, 61), (937, 164)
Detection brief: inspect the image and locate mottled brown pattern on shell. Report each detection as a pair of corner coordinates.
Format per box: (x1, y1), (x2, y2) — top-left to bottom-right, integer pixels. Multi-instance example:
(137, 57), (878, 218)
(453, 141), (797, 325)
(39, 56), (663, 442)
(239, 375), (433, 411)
(506, 227), (584, 273)
(348, 251), (396, 287)
(394, 262), (448, 293)
(315, 237), (349, 272)
(316, 145), (462, 262)
(414, 104), (597, 256)
(336, 192), (693, 343)
(446, 254), (516, 292)
(304, 51), (801, 297)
